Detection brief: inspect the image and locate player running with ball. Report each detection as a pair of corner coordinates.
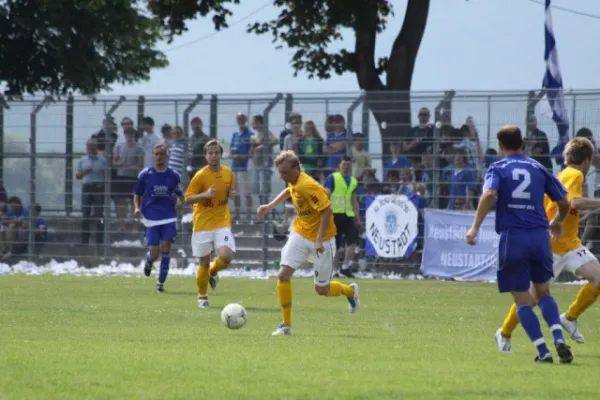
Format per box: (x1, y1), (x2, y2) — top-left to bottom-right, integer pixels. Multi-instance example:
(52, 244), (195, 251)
(495, 137), (600, 351)
(466, 125), (573, 364)
(134, 144), (184, 293)
(257, 150), (359, 336)
(185, 139), (236, 308)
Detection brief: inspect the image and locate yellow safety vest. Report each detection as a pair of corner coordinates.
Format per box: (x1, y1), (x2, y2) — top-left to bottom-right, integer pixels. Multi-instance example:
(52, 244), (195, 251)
(331, 172), (358, 217)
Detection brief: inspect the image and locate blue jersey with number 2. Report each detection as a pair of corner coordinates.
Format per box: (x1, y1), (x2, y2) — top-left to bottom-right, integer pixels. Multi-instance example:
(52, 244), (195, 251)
(484, 154), (567, 234)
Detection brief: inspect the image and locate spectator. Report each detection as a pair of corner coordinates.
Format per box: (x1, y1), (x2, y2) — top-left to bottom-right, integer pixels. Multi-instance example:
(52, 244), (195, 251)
(76, 138), (107, 245)
(382, 170), (400, 195)
(396, 167), (415, 195)
(251, 114), (278, 204)
(279, 112), (301, 151)
(283, 114), (303, 153)
(443, 147), (477, 210)
(323, 155), (361, 278)
(32, 204), (47, 254)
(404, 107), (434, 163)
(167, 126), (185, 176)
(189, 117), (209, 177)
(524, 115), (552, 171)
(161, 124), (173, 147)
(454, 118), (484, 178)
(298, 120), (324, 180)
(0, 196), (29, 260)
(323, 114), (348, 174)
(383, 141), (411, 178)
(140, 116), (163, 168)
(417, 151), (435, 199)
(94, 116), (118, 154)
(230, 112), (254, 221)
(351, 132), (371, 180)
(120, 117), (138, 141)
(484, 148), (501, 168)
(113, 128), (143, 232)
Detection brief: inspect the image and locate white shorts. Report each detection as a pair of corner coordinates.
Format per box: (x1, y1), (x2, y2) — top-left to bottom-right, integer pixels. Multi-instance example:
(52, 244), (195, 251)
(553, 246), (598, 279)
(234, 172), (252, 197)
(191, 228), (236, 258)
(280, 231), (336, 287)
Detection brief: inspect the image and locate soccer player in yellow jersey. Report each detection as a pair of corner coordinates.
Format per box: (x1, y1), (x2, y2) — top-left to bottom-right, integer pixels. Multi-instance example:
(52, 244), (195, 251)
(257, 150), (360, 336)
(184, 139), (236, 308)
(495, 137), (600, 352)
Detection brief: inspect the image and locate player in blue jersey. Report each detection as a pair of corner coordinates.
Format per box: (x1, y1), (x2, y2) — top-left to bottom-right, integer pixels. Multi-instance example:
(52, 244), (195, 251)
(466, 125), (573, 364)
(133, 144), (183, 293)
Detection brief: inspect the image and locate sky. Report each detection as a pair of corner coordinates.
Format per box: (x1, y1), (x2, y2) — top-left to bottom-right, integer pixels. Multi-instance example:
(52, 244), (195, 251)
(109, 0), (600, 94)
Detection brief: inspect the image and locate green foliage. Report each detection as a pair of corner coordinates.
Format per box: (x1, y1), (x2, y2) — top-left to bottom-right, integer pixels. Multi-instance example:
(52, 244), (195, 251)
(0, 0), (168, 95)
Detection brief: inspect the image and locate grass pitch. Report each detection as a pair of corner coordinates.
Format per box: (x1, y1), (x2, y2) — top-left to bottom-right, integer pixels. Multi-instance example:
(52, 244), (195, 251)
(1, 276), (599, 400)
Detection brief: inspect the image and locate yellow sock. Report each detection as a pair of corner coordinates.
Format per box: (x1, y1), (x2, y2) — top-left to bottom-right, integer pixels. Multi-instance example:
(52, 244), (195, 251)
(566, 282), (600, 321)
(196, 265), (209, 298)
(277, 280), (292, 327)
(209, 256), (229, 277)
(326, 281), (355, 297)
(500, 303), (520, 337)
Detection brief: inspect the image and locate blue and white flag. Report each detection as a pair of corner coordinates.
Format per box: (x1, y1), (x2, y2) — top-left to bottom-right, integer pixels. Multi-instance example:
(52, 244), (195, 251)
(542, 0), (569, 165)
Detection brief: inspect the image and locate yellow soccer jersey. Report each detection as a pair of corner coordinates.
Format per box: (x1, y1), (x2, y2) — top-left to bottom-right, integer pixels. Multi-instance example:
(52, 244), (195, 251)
(544, 166), (584, 255)
(288, 172), (337, 242)
(185, 166), (234, 232)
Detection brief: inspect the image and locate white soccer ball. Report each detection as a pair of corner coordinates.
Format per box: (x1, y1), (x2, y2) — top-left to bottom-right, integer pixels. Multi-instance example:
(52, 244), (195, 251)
(221, 303), (248, 330)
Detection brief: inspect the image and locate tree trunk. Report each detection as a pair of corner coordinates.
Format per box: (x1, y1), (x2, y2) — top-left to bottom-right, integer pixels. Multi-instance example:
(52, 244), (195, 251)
(354, 0), (430, 159)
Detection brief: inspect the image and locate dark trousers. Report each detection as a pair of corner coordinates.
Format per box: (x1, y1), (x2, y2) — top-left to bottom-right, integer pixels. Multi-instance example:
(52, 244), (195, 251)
(81, 183), (105, 244)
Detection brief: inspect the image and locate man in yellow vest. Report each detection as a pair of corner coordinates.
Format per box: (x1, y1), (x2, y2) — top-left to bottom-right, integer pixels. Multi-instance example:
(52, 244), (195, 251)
(323, 155), (362, 278)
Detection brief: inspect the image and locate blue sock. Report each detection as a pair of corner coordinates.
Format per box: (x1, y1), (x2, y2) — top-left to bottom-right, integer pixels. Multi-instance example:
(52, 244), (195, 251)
(538, 295), (565, 344)
(158, 252), (170, 285)
(516, 304), (550, 357)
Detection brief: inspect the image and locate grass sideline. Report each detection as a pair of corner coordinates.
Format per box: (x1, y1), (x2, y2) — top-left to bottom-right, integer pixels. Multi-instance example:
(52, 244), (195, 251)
(1, 276), (599, 400)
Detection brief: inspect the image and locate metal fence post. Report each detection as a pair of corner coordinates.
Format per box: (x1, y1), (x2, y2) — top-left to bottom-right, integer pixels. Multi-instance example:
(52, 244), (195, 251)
(361, 99), (370, 151)
(284, 94), (293, 124)
(65, 95), (74, 216)
(209, 95), (218, 139)
(102, 96), (126, 260)
(180, 95), (203, 251)
(486, 95), (492, 149)
(29, 96), (53, 262)
(346, 93), (365, 156)
(0, 95), (8, 183)
(262, 93), (283, 270)
(571, 93), (577, 138)
(137, 96), (145, 129)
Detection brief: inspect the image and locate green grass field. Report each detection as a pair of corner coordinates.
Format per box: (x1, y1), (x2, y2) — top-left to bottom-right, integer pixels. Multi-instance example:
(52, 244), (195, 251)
(1, 276), (599, 400)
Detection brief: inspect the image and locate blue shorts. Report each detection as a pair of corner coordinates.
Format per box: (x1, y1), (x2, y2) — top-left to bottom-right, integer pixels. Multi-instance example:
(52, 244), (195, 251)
(144, 222), (177, 247)
(497, 227), (553, 293)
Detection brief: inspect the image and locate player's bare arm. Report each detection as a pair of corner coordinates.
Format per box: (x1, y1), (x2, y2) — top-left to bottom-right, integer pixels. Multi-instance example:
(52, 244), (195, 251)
(133, 195), (142, 219)
(257, 188), (290, 218)
(185, 186), (216, 204)
(315, 206), (333, 254)
(549, 197), (570, 239)
(466, 188), (497, 245)
(570, 197), (600, 211)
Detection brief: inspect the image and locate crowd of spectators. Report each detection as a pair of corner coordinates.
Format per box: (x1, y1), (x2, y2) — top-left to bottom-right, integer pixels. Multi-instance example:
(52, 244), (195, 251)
(5, 103), (600, 270)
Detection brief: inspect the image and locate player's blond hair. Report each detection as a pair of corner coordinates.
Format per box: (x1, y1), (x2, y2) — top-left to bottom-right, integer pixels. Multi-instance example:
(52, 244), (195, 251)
(153, 143), (166, 153)
(563, 137), (594, 166)
(274, 150), (304, 171)
(203, 139), (224, 154)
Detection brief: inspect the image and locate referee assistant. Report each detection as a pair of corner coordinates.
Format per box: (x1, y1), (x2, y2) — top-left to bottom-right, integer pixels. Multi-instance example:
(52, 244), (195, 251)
(323, 155), (362, 278)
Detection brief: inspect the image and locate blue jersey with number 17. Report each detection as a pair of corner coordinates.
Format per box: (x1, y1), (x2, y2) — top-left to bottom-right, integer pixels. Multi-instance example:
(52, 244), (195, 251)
(484, 154), (567, 234)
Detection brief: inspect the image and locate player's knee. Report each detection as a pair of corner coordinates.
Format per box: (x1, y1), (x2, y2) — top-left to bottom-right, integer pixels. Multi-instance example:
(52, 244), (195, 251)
(314, 284), (329, 295)
(277, 266), (294, 282)
(217, 248), (233, 264)
(149, 247), (160, 260)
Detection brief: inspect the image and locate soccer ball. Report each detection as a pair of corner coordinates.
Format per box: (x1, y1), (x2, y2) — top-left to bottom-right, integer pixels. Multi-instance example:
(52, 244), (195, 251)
(221, 303), (247, 330)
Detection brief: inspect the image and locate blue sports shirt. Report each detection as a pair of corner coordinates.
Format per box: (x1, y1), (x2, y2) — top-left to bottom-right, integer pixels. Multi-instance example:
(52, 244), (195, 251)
(484, 154), (567, 233)
(134, 167), (183, 227)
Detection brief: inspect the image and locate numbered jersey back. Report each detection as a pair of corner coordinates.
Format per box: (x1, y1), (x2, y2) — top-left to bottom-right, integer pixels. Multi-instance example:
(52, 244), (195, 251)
(484, 154), (567, 233)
